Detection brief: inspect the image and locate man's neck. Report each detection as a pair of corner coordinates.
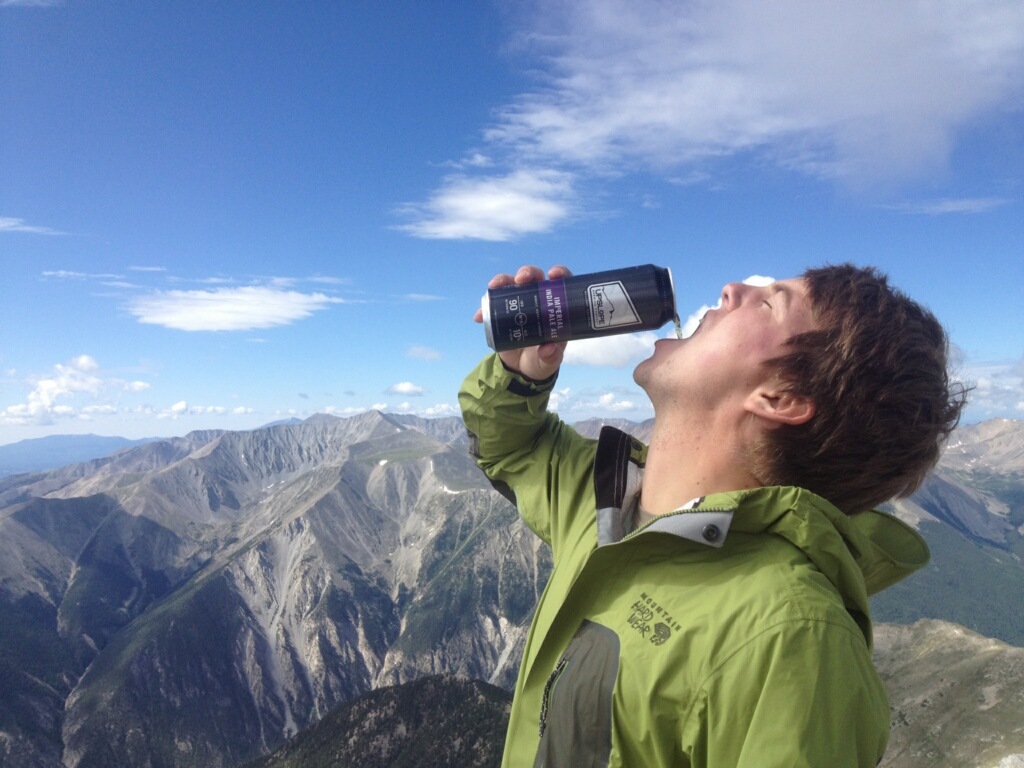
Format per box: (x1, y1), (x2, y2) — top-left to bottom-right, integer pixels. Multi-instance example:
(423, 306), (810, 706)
(639, 411), (760, 516)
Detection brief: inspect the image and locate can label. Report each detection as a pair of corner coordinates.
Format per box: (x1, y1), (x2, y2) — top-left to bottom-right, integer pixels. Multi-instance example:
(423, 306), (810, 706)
(483, 264), (676, 351)
(588, 280), (641, 329)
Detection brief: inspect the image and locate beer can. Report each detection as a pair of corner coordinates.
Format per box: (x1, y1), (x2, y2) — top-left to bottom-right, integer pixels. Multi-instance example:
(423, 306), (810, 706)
(482, 264), (676, 351)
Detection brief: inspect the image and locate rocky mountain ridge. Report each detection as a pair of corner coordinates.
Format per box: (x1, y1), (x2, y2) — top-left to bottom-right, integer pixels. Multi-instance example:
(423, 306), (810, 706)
(0, 411), (548, 767)
(876, 619), (1024, 768)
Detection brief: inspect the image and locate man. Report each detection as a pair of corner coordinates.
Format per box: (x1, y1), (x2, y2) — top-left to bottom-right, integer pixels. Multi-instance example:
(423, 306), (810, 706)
(460, 263), (967, 767)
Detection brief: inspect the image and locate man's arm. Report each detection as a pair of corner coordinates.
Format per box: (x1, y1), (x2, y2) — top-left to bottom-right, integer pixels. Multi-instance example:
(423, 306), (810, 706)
(461, 264), (571, 482)
(460, 265), (599, 548)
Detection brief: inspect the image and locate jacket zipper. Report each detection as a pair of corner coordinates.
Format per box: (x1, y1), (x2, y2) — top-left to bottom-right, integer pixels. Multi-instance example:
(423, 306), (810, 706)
(538, 656), (568, 737)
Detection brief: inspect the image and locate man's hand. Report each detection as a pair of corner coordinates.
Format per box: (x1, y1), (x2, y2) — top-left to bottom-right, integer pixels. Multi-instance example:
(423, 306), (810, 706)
(474, 265), (571, 382)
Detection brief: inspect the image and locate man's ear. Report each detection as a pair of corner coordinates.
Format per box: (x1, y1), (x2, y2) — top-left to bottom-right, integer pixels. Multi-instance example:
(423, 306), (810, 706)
(744, 386), (815, 427)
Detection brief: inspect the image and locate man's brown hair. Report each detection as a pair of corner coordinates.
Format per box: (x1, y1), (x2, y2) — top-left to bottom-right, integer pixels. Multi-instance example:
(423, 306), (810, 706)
(755, 263), (969, 515)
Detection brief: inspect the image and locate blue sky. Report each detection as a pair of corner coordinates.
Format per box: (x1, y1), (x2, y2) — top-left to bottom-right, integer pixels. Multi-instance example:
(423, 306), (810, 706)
(2, 0), (1022, 444)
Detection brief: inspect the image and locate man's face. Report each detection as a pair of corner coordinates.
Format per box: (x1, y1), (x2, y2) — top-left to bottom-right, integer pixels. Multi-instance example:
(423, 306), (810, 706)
(634, 277), (818, 416)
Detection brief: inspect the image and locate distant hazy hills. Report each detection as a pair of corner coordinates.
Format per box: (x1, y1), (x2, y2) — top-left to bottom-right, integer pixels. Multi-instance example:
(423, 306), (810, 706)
(875, 418), (1024, 647)
(0, 433), (162, 476)
(0, 414), (1021, 767)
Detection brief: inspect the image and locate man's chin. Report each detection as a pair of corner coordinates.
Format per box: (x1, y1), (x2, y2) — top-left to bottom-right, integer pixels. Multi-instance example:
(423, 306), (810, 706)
(633, 357), (653, 388)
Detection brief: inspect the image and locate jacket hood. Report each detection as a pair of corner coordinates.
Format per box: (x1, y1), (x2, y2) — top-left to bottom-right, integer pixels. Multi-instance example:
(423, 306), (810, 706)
(692, 487), (930, 624)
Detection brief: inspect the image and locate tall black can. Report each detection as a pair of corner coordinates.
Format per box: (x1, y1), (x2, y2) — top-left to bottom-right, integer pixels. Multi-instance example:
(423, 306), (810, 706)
(482, 264), (676, 351)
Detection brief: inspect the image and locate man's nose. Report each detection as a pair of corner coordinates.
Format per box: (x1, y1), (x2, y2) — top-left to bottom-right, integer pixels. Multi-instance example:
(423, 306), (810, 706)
(720, 282), (748, 309)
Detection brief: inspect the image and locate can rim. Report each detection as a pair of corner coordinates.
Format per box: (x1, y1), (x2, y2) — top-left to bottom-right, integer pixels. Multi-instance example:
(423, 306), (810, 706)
(481, 291), (496, 350)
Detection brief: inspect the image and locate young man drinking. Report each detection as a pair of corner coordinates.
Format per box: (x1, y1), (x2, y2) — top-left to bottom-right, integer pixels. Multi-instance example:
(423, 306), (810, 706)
(460, 263), (966, 768)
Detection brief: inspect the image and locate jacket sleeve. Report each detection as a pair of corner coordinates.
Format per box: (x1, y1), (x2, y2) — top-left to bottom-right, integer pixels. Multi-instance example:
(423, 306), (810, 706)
(682, 618), (890, 768)
(459, 353), (596, 550)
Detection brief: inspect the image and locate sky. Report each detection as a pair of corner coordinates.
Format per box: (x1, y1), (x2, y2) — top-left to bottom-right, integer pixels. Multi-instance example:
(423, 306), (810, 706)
(1, 0), (1023, 445)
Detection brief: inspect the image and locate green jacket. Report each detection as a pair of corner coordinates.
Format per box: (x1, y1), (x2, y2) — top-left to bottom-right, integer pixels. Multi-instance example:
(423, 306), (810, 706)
(459, 354), (931, 768)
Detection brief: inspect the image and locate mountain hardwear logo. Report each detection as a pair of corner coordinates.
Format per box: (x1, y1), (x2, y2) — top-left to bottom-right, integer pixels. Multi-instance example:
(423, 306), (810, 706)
(628, 593), (681, 646)
(652, 623), (671, 646)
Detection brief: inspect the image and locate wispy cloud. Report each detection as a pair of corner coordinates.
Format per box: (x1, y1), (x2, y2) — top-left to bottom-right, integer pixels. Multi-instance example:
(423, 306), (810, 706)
(43, 270), (123, 280)
(407, 345), (442, 361)
(0, 1), (62, 7)
(127, 286), (343, 331)
(396, 168), (575, 241)
(886, 197), (1012, 215)
(401, 0), (1024, 238)
(1, 217), (66, 235)
(403, 293), (445, 302)
(502, 0), (1024, 181)
(157, 401), (227, 420)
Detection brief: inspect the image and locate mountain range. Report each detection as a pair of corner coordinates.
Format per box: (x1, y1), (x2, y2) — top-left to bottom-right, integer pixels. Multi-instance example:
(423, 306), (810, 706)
(0, 413), (1021, 767)
(0, 434), (161, 477)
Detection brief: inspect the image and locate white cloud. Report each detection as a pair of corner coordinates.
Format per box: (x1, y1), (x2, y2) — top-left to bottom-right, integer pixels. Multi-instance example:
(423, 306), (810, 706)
(597, 392), (638, 412)
(0, 216), (65, 234)
(127, 286), (342, 331)
(563, 332), (658, 368)
(323, 406), (367, 417)
(504, 0), (1024, 183)
(548, 386), (572, 411)
(886, 197), (1011, 215)
(401, 0), (1024, 239)
(158, 401), (230, 420)
(82, 405), (118, 417)
(421, 403), (459, 417)
(397, 168), (575, 241)
(404, 293), (445, 301)
(546, 385), (654, 419)
(387, 382), (424, 396)
(407, 345), (442, 361)
(0, 356), (151, 426)
(43, 270), (123, 280)
(959, 357), (1024, 420)
(437, 152), (495, 170)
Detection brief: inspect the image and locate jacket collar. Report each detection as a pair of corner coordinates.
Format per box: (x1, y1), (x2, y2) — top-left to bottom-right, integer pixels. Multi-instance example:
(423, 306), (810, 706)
(595, 427), (930, 621)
